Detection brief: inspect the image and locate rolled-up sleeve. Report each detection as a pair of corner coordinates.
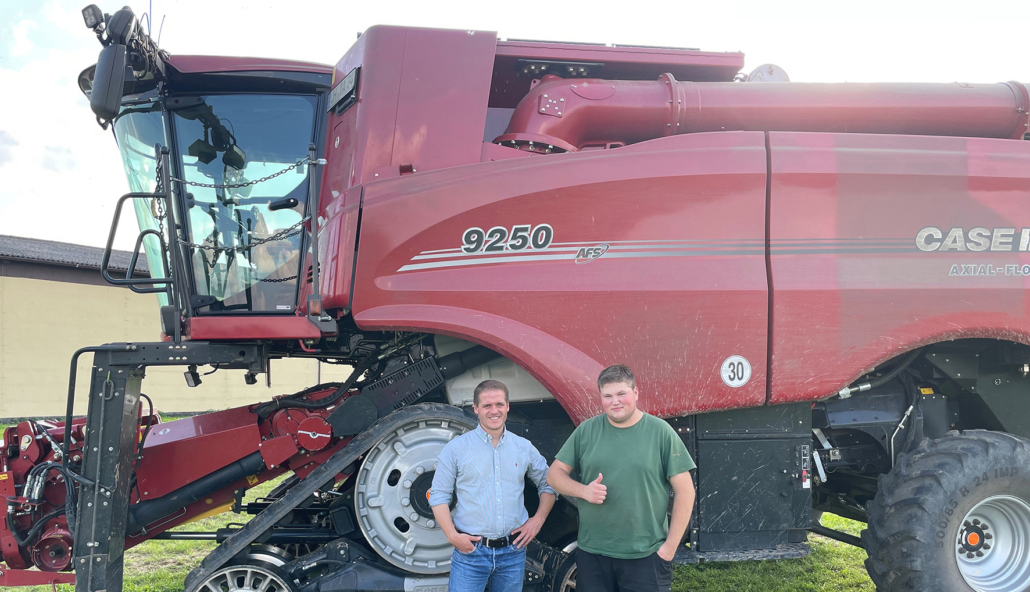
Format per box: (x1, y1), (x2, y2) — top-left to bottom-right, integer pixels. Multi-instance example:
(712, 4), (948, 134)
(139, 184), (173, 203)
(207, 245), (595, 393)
(429, 442), (456, 507)
(525, 444), (556, 497)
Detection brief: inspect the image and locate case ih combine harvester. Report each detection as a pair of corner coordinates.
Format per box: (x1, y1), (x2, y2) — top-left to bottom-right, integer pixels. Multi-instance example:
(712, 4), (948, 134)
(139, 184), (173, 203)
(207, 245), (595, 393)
(2, 4), (1030, 591)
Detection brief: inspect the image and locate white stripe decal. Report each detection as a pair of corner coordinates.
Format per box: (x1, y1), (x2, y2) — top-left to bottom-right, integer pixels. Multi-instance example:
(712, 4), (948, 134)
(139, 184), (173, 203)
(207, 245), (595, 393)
(412, 247), (582, 261)
(398, 253), (574, 272)
(397, 248), (763, 272)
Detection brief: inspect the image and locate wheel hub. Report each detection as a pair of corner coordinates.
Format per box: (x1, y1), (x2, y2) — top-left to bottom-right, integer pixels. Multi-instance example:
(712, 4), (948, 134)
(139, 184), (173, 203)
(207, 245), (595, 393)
(409, 470), (440, 520)
(958, 521), (990, 556)
(955, 495), (1030, 592)
(354, 415), (474, 574)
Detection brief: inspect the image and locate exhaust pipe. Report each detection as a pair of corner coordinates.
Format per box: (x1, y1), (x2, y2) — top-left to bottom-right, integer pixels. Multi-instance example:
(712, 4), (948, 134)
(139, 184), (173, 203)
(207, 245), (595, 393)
(496, 73), (1030, 152)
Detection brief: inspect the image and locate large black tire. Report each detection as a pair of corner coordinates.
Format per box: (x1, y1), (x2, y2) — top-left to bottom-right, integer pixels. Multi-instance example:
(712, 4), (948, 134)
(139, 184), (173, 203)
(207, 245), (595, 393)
(863, 430), (1030, 592)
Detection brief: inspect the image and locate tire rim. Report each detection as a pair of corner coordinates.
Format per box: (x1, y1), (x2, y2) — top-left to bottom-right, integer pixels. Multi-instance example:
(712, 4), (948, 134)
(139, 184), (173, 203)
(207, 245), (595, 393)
(955, 494), (1030, 592)
(559, 563), (577, 591)
(355, 415), (474, 574)
(198, 565), (293, 592)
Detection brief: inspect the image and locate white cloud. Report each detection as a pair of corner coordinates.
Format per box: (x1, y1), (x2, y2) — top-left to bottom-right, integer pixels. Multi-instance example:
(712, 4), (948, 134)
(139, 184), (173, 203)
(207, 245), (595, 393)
(0, 131), (17, 167)
(42, 146), (76, 172)
(44, 1), (88, 36)
(11, 20), (38, 57)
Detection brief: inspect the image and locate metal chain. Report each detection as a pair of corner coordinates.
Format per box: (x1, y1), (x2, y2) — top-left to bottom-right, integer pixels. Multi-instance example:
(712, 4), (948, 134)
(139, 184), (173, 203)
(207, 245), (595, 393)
(259, 274), (299, 283)
(178, 217), (310, 254)
(169, 157), (319, 189)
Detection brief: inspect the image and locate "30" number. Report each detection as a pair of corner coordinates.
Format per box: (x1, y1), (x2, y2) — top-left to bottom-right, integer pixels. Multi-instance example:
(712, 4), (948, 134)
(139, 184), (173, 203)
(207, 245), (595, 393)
(462, 224), (553, 253)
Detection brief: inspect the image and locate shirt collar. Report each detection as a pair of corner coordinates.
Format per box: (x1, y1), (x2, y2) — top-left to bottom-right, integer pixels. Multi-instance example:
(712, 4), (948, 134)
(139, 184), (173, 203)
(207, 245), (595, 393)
(474, 423), (506, 444)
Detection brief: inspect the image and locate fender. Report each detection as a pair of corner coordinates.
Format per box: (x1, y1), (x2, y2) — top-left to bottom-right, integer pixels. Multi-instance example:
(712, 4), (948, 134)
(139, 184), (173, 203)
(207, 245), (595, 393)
(354, 304), (603, 423)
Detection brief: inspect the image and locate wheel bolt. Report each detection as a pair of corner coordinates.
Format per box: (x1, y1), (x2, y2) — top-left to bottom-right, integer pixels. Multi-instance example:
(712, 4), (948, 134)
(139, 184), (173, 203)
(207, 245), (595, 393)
(985, 533), (992, 540)
(983, 544), (991, 550)
(973, 519), (981, 526)
(981, 524), (989, 530)
(964, 521), (973, 528)
(976, 551), (984, 557)
(967, 552), (975, 559)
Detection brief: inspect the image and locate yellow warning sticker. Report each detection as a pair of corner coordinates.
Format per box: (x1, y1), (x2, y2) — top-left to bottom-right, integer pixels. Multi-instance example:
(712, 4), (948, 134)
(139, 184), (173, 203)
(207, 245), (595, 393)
(920, 388), (934, 395)
(246, 474), (259, 486)
(0, 473), (9, 480)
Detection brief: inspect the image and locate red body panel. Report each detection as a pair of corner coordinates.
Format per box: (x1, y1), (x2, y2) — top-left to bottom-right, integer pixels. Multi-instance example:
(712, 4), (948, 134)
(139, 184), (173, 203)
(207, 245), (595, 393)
(768, 132), (1030, 403)
(351, 132), (769, 422)
(187, 316), (321, 340)
(321, 27), (497, 195)
(136, 406), (261, 500)
(0, 568), (75, 586)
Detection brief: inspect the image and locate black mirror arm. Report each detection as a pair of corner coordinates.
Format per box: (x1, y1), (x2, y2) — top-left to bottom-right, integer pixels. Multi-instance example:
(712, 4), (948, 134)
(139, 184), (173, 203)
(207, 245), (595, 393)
(268, 197), (299, 212)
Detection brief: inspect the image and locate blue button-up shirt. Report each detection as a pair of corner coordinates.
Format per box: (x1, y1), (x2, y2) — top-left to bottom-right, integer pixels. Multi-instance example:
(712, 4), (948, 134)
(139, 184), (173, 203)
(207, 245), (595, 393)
(429, 424), (555, 538)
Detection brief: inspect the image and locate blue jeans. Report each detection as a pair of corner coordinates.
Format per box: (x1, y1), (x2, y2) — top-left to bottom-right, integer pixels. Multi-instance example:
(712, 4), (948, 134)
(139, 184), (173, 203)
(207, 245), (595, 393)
(449, 542), (526, 592)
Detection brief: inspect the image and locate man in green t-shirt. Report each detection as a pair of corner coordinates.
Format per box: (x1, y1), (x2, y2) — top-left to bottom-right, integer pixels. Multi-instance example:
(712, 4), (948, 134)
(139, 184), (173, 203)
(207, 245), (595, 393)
(547, 364), (696, 592)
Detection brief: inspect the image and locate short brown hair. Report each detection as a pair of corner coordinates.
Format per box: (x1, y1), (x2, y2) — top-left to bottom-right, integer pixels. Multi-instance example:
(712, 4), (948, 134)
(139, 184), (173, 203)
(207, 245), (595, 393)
(473, 379), (509, 406)
(597, 364), (636, 391)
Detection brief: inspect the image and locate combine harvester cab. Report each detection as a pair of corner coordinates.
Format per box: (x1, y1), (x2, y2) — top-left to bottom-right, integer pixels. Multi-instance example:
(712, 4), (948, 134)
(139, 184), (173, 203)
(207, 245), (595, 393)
(2, 4), (1029, 592)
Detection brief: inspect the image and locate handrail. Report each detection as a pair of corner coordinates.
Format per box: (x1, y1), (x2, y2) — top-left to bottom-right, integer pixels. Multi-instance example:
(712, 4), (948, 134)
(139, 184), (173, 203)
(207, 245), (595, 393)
(125, 228), (171, 294)
(100, 193), (175, 287)
(100, 145), (185, 342)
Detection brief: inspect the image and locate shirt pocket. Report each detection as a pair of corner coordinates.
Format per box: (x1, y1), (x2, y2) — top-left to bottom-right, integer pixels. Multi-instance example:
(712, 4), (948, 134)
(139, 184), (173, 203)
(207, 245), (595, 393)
(502, 452), (527, 488)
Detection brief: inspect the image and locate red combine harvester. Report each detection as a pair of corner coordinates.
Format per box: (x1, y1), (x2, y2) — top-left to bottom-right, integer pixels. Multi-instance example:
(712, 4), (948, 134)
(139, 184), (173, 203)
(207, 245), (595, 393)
(2, 5), (1029, 591)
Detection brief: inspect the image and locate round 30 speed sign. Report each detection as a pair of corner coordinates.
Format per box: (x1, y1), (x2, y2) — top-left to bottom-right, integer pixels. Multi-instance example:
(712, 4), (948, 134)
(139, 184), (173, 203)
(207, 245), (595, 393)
(720, 355), (752, 388)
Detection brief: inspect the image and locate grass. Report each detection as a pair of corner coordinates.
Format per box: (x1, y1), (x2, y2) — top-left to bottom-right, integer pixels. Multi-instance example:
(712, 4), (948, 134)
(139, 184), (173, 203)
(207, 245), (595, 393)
(673, 514), (874, 592)
(2, 423), (876, 591)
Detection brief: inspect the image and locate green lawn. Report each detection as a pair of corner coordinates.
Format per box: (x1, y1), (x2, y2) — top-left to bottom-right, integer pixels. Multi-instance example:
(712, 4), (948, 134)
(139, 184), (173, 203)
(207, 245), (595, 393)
(2, 423), (876, 591)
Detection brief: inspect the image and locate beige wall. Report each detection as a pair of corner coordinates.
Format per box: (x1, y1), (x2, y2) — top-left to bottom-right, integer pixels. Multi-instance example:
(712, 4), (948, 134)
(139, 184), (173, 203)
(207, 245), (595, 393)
(0, 275), (352, 419)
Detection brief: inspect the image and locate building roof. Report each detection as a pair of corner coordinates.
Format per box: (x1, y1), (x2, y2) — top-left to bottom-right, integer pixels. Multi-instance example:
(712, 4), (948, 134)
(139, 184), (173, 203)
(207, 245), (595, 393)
(0, 235), (150, 275)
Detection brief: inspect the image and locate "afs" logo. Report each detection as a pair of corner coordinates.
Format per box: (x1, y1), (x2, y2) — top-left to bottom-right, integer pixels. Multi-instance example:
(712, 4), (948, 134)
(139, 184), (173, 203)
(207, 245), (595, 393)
(575, 243), (609, 264)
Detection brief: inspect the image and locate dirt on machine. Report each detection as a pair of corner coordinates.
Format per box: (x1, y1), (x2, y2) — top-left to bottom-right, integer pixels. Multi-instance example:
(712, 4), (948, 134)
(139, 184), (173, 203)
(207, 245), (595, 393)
(2, 4), (1030, 592)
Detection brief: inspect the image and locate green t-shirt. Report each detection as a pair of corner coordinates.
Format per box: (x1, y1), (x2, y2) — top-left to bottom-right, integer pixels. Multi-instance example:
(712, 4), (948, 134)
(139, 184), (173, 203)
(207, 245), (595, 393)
(555, 412), (695, 559)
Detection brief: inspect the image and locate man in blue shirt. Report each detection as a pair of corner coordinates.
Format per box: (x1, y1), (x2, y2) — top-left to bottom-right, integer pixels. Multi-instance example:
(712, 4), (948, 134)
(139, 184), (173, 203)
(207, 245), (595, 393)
(430, 379), (556, 592)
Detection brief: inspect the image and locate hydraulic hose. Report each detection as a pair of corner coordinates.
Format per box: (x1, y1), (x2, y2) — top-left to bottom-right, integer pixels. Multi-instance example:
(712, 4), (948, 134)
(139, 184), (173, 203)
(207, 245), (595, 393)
(6, 508), (66, 547)
(254, 353), (377, 419)
(837, 347), (924, 398)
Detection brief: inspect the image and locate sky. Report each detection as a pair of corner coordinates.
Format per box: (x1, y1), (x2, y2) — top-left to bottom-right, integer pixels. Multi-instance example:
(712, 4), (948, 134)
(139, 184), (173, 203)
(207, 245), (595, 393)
(0, 0), (1027, 250)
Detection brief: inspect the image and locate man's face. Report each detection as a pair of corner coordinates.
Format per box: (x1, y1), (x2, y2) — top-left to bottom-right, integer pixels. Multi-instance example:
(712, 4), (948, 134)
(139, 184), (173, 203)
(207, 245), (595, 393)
(600, 381), (639, 424)
(474, 389), (509, 431)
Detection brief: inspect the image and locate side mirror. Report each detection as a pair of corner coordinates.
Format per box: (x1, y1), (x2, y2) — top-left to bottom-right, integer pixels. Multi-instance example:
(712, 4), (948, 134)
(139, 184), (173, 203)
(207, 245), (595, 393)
(77, 65), (96, 96)
(90, 43), (129, 122)
(222, 145), (246, 170)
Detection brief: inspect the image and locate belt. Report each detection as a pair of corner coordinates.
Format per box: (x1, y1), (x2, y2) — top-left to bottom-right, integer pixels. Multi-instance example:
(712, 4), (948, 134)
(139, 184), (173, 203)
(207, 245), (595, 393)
(480, 534), (517, 549)
(459, 530), (517, 549)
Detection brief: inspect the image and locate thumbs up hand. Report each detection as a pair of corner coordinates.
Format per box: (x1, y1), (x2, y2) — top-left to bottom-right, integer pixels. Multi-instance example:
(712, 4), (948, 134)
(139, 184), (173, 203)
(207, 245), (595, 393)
(583, 472), (607, 504)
